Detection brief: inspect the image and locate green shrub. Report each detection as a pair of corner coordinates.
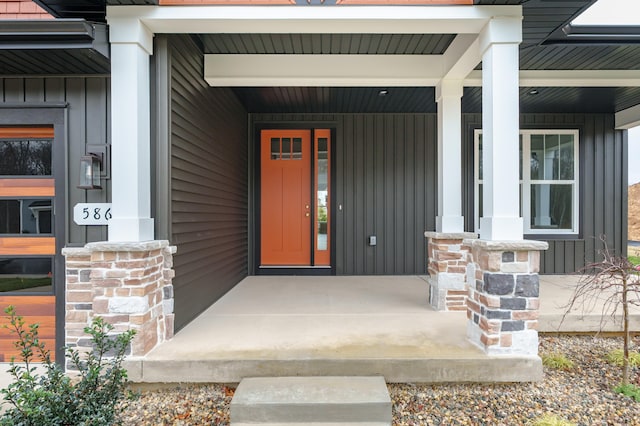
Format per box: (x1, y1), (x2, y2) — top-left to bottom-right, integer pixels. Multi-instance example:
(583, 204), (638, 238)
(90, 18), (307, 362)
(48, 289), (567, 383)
(628, 255), (640, 266)
(0, 305), (136, 426)
(541, 352), (575, 370)
(614, 383), (640, 402)
(529, 414), (576, 426)
(606, 349), (640, 367)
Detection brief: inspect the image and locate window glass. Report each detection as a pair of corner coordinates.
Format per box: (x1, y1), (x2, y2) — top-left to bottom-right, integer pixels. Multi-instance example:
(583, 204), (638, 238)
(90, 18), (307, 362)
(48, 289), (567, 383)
(281, 138), (291, 160)
(530, 184), (573, 230)
(0, 139), (52, 175)
(475, 130), (578, 234)
(0, 257), (53, 293)
(478, 134), (483, 180)
(0, 199), (53, 234)
(519, 135), (523, 181)
(292, 138), (303, 160)
(316, 137), (329, 251)
(270, 138), (280, 160)
(559, 135), (575, 180)
(544, 135), (560, 180)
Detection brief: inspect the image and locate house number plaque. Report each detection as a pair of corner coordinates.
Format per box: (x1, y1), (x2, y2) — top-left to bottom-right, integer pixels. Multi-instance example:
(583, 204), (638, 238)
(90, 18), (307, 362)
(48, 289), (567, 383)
(73, 203), (113, 225)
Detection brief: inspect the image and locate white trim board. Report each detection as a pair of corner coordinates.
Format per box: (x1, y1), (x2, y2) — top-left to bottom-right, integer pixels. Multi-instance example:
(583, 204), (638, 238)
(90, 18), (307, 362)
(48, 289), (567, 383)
(204, 54), (640, 88)
(106, 5), (522, 35)
(616, 104), (640, 129)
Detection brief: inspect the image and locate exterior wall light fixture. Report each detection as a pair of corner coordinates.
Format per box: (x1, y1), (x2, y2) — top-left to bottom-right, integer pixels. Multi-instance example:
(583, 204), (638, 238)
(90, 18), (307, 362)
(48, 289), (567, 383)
(78, 153), (102, 190)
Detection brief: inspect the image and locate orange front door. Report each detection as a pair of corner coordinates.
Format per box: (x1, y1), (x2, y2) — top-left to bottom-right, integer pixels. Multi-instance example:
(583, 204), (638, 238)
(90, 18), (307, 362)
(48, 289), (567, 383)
(261, 130), (312, 265)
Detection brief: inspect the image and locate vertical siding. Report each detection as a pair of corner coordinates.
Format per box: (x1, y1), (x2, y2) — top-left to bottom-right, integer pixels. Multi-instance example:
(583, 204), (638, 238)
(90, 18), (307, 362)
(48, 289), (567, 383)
(168, 35), (249, 331)
(251, 113), (437, 275)
(0, 77), (108, 362)
(0, 76), (110, 245)
(463, 113), (627, 274)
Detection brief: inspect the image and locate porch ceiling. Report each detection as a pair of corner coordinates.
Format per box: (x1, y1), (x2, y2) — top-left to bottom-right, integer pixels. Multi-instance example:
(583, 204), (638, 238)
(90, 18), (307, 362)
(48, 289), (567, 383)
(198, 33), (456, 55)
(231, 86), (640, 114)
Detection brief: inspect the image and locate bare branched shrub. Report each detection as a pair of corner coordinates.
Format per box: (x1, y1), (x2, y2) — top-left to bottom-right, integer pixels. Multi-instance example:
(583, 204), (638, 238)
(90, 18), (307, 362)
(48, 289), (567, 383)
(562, 236), (640, 385)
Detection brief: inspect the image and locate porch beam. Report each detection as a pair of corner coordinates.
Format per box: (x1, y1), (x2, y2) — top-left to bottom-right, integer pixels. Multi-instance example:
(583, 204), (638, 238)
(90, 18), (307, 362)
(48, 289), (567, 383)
(464, 70), (640, 87)
(615, 104), (640, 129)
(107, 5), (522, 35)
(441, 34), (481, 81)
(435, 80), (464, 233)
(478, 17), (523, 241)
(106, 17), (155, 242)
(204, 54), (445, 87)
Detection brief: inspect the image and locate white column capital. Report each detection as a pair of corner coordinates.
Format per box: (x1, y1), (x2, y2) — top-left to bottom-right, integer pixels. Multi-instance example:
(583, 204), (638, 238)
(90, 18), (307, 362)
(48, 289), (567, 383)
(107, 16), (154, 55)
(435, 79), (463, 102)
(478, 16), (522, 55)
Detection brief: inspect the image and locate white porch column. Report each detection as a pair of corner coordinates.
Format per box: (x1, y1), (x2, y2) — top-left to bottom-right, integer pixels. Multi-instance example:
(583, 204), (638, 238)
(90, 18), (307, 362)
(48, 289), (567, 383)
(107, 18), (155, 242)
(478, 17), (523, 241)
(436, 80), (464, 233)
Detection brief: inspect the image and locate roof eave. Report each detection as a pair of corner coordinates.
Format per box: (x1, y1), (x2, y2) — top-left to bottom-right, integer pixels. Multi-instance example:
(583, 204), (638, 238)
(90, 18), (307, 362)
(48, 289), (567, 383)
(0, 20), (109, 59)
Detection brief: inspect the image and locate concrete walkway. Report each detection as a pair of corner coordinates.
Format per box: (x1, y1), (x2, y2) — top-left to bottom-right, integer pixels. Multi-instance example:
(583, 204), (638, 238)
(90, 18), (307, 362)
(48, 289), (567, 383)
(538, 274), (640, 333)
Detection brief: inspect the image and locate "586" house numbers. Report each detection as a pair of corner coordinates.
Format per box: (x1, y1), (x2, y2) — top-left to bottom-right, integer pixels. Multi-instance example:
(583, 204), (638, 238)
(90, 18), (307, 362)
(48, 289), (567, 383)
(73, 203), (113, 225)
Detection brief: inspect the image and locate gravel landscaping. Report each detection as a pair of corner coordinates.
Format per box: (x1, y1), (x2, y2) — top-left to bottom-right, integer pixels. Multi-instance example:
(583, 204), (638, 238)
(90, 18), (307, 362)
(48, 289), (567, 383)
(120, 335), (640, 426)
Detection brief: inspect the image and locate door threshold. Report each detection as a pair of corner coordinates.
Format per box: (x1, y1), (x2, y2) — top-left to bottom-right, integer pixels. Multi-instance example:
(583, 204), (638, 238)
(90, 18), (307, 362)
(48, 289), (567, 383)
(257, 266), (333, 276)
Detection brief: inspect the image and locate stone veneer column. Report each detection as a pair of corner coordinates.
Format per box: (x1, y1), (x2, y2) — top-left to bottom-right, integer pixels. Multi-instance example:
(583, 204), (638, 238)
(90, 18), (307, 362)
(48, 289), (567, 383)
(425, 232), (478, 311)
(62, 240), (175, 366)
(465, 239), (548, 355)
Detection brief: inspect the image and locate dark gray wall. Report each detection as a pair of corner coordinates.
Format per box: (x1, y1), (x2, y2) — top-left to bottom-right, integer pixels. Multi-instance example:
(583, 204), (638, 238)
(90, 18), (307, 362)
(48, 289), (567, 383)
(0, 77), (111, 246)
(251, 113), (437, 275)
(165, 35), (249, 331)
(463, 113), (628, 274)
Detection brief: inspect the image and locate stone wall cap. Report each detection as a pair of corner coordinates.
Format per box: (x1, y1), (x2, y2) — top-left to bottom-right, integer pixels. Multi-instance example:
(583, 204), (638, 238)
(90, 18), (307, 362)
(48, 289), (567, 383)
(424, 231), (478, 239)
(61, 247), (91, 256)
(470, 239), (549, 251)
(85, 240), (171, 252)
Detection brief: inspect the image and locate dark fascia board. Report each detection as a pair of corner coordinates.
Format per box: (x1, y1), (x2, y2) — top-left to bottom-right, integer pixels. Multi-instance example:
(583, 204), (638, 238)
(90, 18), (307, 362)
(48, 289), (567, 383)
(0, 19), (109, 59)
(543, 23), (640, 45)
(34, 0), (106, 22)
(34, 0), (158, 22)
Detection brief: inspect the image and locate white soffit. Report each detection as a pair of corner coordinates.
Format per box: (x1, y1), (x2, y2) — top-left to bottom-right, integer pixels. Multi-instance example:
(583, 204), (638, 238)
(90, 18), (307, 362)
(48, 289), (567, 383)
(616, 104), (640, 129)
(204, 54), (444, 87)
(106, 5), (522, 35)
(464, 70), (640, 87)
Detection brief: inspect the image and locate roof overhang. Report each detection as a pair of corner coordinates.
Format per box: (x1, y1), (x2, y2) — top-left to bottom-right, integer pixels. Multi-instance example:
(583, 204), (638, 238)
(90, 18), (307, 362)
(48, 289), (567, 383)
(0, 20), (110, 75)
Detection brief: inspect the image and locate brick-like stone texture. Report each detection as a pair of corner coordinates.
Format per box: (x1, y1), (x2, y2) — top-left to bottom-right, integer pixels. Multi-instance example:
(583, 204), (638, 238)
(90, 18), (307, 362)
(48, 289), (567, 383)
(426, 234), (477, 311)
(63, 241), (176, 369)
(466, 241), (546, 356)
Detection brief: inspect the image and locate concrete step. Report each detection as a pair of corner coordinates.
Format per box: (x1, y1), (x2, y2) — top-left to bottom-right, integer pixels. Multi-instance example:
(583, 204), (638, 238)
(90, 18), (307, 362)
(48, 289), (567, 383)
(230, 376), (392, 425)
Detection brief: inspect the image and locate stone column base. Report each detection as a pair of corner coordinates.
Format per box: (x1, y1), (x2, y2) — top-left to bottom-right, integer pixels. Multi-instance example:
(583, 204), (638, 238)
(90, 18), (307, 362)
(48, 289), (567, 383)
(466, 239), (548, 355)
(425, 232), (478, 311)
(62, 240), (176, 368)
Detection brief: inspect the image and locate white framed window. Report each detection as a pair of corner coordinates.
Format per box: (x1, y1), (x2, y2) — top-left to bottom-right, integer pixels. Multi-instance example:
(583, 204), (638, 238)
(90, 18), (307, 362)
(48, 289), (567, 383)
(474, 129), (579, 235)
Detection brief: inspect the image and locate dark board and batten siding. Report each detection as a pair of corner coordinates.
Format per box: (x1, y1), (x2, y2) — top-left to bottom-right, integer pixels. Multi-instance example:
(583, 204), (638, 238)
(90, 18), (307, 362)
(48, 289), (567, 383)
(251, 113), (437, 275)
(0, 77), (111, 245)
(463, 113), (628, 274)
(0, 76), (110, 362)
(166, 35), (249, 331)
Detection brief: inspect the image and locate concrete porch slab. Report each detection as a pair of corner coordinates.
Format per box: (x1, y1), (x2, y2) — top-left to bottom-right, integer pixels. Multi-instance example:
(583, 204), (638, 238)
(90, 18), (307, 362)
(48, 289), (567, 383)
(125, 276), (542, 384)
